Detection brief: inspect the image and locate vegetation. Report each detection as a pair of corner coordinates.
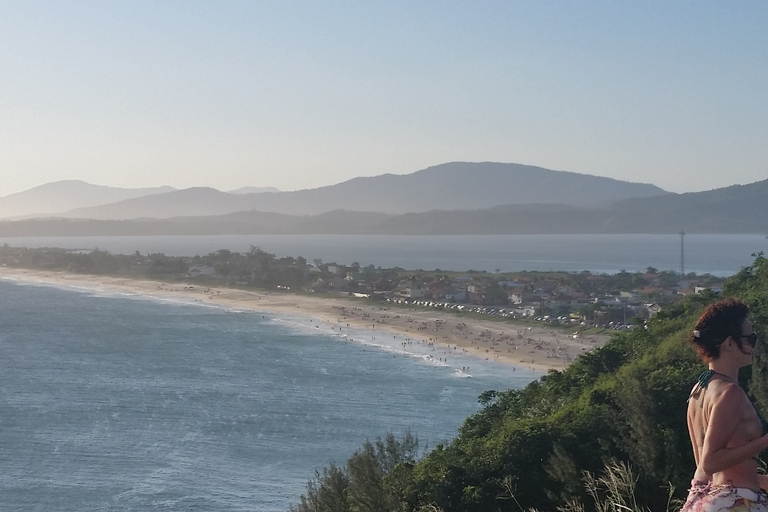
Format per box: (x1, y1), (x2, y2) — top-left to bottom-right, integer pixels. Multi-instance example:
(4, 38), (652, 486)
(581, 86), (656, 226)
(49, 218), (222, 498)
(287, 254), (768, 512)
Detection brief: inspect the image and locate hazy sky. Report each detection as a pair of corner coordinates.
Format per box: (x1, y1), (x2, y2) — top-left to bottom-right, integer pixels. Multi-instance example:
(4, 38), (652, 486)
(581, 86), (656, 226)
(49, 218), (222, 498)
(1, 1), (766, 197)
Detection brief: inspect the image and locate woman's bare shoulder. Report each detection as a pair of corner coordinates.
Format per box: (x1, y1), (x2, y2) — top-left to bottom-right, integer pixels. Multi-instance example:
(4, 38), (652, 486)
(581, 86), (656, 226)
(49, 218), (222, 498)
(688, 379), (747, 416)
(708, 380), (750, 414)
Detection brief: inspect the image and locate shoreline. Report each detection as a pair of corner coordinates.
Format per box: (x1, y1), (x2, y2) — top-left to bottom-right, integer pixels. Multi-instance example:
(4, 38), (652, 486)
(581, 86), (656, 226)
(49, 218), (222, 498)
(0, 268), (610, 372)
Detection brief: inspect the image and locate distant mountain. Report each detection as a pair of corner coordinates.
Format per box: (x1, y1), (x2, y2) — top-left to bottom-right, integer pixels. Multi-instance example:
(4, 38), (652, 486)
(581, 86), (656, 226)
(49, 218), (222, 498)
(597, 179), (768, 233)
(227, 186), (281, 195)
(64, 187), (245, 220)
(0, 180), (176, 219)
(57, 162), (668, 220)
(1, 178), (765, 236)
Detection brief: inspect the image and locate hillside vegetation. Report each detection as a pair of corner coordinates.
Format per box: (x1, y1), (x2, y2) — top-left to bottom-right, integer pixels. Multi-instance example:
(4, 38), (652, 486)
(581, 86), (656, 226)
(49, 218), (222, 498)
(288, 254), (768, 512)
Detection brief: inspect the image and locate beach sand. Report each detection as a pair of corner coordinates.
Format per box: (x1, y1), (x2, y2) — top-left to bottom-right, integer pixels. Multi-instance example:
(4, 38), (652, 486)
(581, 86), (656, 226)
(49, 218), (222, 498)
(0, 268), (609, 372)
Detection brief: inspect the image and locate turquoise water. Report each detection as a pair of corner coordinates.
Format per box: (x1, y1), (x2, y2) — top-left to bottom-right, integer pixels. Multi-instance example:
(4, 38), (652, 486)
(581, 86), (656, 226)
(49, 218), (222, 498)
(2, 233), (766, 276)
(0, 279), (537, 511)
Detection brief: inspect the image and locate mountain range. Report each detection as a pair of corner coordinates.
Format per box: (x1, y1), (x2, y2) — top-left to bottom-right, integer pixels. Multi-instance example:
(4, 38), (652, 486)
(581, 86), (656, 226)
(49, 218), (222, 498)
(0, 162), (765, 235)
(1, 162), (665, 220)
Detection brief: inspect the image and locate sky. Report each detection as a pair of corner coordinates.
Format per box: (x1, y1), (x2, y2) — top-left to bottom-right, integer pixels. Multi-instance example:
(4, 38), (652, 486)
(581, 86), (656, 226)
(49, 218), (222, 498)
(1, 1), (766, 197)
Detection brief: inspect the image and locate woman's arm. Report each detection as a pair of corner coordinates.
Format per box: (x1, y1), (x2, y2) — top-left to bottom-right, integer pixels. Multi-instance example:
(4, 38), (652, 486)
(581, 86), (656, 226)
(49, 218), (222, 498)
(688, 399), (705, 468)
(757, 474), (768, 491)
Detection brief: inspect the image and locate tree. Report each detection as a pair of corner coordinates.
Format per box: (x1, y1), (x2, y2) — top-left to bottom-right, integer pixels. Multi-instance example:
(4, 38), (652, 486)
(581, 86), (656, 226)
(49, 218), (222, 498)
(292, 432), (420, 512)
(291, 462), (350, 512)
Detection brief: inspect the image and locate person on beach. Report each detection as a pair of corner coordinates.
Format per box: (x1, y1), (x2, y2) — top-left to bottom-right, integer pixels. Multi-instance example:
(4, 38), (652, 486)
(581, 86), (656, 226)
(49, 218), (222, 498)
(682, 299), (768, 511)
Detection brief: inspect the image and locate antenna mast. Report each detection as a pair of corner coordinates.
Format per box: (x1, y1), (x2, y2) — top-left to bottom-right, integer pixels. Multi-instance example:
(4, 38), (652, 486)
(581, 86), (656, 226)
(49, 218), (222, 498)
(680, 231), (685, 276)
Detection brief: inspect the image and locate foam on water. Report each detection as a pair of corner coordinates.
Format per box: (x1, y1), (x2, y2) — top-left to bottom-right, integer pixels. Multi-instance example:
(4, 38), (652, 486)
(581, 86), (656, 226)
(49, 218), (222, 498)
(268, 310), (531, 380)
(0, 278), (540, 511)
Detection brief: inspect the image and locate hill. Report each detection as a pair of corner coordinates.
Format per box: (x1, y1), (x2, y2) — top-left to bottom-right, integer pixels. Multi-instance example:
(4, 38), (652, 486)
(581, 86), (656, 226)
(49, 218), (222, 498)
(0, 180), (175, 219)
(54, 162), (667, 220)
(604, 179), (768, 232)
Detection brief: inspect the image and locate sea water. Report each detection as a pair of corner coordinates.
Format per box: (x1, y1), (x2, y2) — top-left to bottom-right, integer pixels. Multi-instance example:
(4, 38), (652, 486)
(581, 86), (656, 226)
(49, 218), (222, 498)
(0, 279), (536, 511)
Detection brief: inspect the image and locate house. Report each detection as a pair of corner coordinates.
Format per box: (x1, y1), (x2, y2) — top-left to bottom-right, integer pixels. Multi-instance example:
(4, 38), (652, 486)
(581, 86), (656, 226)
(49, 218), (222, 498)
(619, 291), (640, 301)
(645, 302), (662, 316)
(445, 290), (467, 302)
(695, 286), (722, 294)
(328, 277), (349, 290)
(188, 265), (218, 278)
(425, 281), (448, 299)
(508, 290), (544, 305)
(311, 277), (349, 291)
(400, 287), (426, 299)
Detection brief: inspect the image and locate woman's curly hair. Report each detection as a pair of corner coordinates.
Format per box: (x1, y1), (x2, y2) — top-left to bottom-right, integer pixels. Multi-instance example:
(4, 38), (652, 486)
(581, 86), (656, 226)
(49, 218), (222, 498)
(690, 298), (749, 362)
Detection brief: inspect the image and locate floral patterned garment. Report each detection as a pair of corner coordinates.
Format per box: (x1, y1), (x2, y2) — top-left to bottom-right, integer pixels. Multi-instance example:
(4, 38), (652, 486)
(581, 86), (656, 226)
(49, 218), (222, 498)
(682, 480), (768, 512)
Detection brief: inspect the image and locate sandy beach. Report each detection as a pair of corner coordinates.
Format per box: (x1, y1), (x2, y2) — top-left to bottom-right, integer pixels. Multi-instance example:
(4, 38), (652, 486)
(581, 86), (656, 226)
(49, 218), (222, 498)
(0, 268), (609, 372)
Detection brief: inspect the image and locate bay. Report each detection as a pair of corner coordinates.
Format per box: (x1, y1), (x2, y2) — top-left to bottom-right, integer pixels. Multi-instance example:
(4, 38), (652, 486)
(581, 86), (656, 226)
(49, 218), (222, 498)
(2, 233), (767, 276)
(0, 279), (534, 511)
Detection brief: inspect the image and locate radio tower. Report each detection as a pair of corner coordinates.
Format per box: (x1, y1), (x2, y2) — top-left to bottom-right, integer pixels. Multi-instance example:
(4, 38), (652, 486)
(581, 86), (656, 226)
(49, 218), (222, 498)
(680, 231), (685, 276)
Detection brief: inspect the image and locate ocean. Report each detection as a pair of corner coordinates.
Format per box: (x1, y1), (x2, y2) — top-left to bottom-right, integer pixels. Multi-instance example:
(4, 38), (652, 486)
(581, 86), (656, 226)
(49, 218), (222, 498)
(1, 233), (766, 276)
(0, 278), (536, 511)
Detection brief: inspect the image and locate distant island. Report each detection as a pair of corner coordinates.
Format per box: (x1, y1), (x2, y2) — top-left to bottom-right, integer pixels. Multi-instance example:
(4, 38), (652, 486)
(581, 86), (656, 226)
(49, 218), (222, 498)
(0, 162), (765, 235)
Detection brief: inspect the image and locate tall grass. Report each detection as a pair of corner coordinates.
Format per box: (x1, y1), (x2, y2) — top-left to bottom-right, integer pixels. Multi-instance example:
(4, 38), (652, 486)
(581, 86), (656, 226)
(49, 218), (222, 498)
(523, 461), (680, 512)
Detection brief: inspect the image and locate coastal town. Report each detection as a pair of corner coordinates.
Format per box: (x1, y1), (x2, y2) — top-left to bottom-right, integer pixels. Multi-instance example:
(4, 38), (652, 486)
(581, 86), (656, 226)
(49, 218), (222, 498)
(1, 243), (725, 330)
(181, 247), (725, 328)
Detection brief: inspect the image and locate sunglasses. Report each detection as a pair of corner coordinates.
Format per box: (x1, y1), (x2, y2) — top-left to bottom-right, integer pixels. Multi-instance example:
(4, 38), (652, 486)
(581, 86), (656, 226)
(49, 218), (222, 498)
(738, 332), (759, 346)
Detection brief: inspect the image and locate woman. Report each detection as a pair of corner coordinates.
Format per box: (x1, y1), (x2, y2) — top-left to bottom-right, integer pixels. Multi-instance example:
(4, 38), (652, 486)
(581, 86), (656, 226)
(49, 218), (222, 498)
(683, 298), (768, 511)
